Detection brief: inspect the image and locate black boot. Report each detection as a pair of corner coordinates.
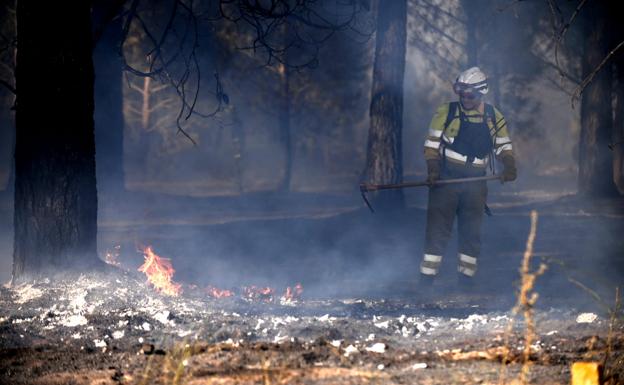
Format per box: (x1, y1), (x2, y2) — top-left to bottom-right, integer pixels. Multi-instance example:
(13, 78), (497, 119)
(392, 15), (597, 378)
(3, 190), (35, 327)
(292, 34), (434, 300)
(456, 273), (475, 292)
(417, 274), (436, 301)
(419, 274), (435, 286)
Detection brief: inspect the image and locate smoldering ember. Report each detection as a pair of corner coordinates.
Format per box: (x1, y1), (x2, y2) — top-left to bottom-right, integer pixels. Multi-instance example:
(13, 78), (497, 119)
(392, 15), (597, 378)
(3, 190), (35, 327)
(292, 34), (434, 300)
(0, 1), (623, 385)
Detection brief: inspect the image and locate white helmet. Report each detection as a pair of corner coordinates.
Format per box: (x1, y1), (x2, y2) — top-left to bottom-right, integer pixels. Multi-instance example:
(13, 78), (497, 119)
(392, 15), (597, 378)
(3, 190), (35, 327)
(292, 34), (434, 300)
(453, 66), (488, 95)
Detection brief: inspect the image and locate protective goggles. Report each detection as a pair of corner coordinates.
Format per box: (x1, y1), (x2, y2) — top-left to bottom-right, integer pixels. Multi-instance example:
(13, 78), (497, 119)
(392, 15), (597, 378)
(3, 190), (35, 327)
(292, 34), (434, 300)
(453, 81), (487, 96)
(458, 90), (480, 100)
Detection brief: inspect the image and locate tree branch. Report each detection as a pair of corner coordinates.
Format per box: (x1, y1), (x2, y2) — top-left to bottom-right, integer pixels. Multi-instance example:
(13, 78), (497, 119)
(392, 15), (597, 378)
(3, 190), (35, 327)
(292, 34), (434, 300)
(118, 0), (370, 145)
(0, 77), (15, 94)
(552, 0), (588, 82)
(572, 39), (624, 108)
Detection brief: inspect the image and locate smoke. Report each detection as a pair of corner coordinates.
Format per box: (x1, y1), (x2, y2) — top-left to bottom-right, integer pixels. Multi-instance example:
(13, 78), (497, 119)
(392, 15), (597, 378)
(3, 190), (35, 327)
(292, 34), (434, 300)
(0, 0), (621, 311)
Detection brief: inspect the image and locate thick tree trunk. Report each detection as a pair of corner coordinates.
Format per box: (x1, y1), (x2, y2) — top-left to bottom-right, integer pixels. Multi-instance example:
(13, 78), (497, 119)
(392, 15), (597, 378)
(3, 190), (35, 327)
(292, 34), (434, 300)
(229, 106), (245, 194)
(0, 89), (14, 193)
(364, 0), (407, 209)
(13, 1), (101, 279)
(278, 23), (293, 192)
(94, 17), (125, 195)
(463, 0), (479, 68)
(611, 11), (624, 195)
(278, 61), (292, 192)
(613, 61), (624, 195)
(0, 0), (15, 193)
(578, 3), (617, 197)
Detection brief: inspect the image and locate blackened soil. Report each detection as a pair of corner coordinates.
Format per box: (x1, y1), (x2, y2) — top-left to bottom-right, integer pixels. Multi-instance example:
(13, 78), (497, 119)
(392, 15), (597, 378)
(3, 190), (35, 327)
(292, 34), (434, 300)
(0, 271), (623, 385)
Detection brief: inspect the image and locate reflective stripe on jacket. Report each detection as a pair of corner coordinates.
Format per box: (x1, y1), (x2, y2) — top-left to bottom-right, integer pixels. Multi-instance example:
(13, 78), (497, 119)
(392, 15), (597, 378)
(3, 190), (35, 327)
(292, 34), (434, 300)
(424, 102), (513, 165)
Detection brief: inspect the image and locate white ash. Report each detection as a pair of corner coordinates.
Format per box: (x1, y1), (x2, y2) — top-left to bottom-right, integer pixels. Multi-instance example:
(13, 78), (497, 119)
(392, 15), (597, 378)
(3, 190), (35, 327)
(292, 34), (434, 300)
(152, 310), (173, 326)
(0, 272), (610, 356)
(374, 320), (389, 329)
(316, 314), (331, 322)
(576, 312), (598, 323)
(61, 314), (89, 327)
(343, 344), (359, 357)
(365, 342), (386, 353)
(13, 283), (44, 304)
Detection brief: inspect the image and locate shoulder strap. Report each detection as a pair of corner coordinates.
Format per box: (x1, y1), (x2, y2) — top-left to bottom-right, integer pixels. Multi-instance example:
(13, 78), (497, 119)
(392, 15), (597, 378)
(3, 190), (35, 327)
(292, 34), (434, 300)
(483, 103), (498, 174)
(443, 101), (458, 130)
(484, 103), (502, 135)
(484, 103), (496, 128)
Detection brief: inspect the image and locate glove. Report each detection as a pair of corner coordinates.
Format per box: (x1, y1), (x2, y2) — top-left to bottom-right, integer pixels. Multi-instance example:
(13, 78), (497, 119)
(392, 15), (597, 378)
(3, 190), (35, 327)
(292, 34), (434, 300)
(501, 154), (517, 182)
(426, 159), (441, 185)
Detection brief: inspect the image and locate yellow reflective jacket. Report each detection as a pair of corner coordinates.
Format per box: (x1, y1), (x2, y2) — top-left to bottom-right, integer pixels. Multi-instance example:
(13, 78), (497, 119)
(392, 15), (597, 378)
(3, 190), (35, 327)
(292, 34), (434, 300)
(424, 102), (514, 166)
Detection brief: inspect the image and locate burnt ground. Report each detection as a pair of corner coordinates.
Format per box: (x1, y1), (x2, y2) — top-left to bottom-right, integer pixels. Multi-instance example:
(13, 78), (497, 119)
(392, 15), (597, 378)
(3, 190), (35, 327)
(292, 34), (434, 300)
(1, 185), (624, 384)
(0, 271), (623, 385)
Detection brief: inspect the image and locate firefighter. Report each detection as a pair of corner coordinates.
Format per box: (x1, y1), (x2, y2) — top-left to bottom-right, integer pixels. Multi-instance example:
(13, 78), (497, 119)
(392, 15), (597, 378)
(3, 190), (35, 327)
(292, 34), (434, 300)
(419, 67), (516, 286)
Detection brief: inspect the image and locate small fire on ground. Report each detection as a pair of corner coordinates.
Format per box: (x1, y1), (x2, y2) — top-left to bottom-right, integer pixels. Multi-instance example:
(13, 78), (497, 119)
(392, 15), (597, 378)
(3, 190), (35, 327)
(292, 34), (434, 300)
(204, 285), (235, 298)
(138, 246), (183, 297)
(105, 245), (303, 303)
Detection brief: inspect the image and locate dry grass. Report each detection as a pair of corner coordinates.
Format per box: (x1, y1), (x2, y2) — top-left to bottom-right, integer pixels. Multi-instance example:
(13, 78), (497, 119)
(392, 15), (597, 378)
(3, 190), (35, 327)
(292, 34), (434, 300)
(499, 210), (547, 385)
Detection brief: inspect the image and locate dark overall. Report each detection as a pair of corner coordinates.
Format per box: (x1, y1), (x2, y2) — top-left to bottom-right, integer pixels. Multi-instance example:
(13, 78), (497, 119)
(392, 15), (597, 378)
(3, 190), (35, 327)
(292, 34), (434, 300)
(422, 105), (494, 278)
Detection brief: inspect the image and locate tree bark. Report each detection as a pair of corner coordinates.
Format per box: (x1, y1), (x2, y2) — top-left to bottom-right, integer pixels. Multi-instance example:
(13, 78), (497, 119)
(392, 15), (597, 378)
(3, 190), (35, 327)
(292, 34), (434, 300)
(610, 9), (624, 196)
(463, 0), (479, 68)
(13, 1), (101, 279)
(94, 15), (125, 195)
(0, 89), (14, 196)
(612, 61), (624, 195)
(278, 23), (293, 192)
(278, 61), (292, 191)
(364, 0), (407, 209)
(578, 3), (617, 197)
(0, 89), (14, 193)
(0, 0), (15, 193)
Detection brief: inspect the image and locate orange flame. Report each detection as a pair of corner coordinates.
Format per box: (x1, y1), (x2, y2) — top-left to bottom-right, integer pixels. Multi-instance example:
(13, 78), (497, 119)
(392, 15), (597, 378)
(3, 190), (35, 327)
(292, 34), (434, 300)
(282, 283), (303, 302)
(243, 285), (275, 302)
(205, 285), (235, 298)
(138, 246), (182, 296)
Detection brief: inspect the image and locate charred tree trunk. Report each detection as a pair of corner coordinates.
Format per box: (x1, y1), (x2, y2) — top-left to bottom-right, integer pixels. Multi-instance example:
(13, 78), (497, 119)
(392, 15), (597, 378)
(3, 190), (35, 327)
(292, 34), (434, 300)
(13, 1), (101, 279)
(0, 103), (14, 197)
(278, 23), (293, 192)
(610, 10), (624, 195)
(613, 61), (624, 194)
(463, 0), (478, 68)
(278, 61), (292, 191)
(0, 89), (14, 200)
(578, 3), (617, 197)
(0, 0), (15, 194)
(94, 16), (125, 195)
(0, 89), (14, 194)
(230, 106), (245, 194)
(364, 0), (407, 210)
